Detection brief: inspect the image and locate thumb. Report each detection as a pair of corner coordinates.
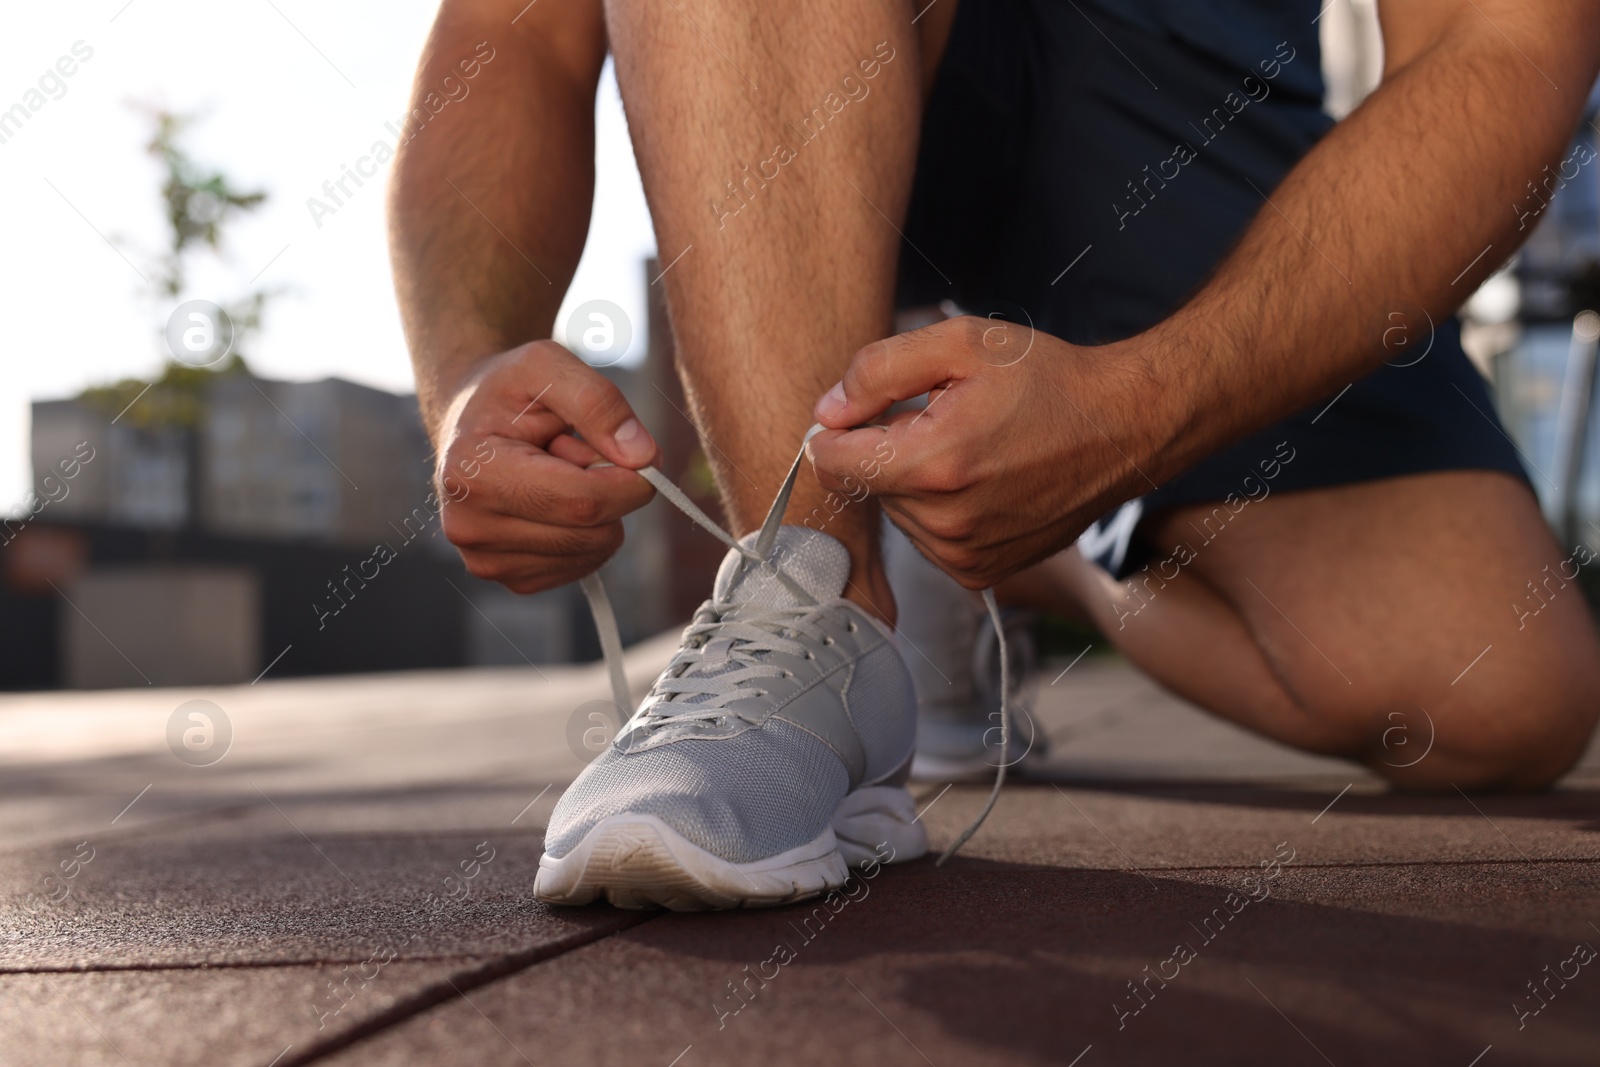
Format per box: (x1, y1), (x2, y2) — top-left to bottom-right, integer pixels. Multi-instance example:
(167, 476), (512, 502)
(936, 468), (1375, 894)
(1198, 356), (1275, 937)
(813, 324), (973, 429)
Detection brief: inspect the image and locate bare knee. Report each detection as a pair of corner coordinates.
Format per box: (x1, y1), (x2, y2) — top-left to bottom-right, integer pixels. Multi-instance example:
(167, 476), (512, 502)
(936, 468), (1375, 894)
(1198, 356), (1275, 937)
(1365, 669), (1600, 792)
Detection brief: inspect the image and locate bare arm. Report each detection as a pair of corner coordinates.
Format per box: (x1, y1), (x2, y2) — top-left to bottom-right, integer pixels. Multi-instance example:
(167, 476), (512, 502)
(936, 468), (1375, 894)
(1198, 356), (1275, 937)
(388, 0), (660, 594)
(1152, 0), (1600, 474)
(811, 0), (1600, 586)
(389, 0), (607, 434)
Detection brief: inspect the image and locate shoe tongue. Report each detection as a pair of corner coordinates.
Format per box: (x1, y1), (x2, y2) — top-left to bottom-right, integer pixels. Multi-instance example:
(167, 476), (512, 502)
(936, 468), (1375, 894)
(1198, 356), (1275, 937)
(713, 526), (851, 609)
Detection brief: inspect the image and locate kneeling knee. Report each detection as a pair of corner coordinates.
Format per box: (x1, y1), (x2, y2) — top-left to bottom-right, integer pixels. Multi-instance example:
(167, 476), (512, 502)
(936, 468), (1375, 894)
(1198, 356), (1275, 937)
(1367, 690), (1598, 792)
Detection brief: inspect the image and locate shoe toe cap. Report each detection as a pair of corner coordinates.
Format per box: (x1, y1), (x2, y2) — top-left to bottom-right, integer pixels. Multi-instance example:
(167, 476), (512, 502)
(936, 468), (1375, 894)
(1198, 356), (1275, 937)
(544, 722), (851, 865)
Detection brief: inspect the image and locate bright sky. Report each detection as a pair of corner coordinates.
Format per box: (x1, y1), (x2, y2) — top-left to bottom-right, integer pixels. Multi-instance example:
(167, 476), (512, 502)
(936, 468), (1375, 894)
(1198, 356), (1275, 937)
(0, 0), (656, 508)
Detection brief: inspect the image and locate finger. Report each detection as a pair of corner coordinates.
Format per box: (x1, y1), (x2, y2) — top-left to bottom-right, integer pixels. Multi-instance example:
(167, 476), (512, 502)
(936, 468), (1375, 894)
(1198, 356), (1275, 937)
(464, 445), (656, 526)
(547, 432), (601, 467)
(813, 317), (982, 428)
(441, 508), (628, 556)
(531, 343), (660, 469)
(457, 540), (621, 593)
(881, 502), (995, 589)
(808, 407), (964, 499)
(879, 505), (981, 588)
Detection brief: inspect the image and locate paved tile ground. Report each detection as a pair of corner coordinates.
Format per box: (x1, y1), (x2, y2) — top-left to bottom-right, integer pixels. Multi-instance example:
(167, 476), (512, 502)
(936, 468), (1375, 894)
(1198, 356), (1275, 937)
(2, 636), (1597, 1066)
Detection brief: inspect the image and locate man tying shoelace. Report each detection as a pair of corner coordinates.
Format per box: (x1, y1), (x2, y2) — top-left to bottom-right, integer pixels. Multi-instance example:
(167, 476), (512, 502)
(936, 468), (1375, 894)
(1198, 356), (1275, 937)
(390, 0), (1600, 910)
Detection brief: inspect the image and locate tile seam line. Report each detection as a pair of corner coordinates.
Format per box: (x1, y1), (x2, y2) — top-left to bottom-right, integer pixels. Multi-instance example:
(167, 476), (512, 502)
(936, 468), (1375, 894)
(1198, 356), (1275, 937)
(1132, 856), (1600, 871)
(0, 801), (561, 858)
(274, 913), (658, 1067)
(0, 824), (555, 856)
(0, 952), (556, 976)
(939, 856), (1600, 874)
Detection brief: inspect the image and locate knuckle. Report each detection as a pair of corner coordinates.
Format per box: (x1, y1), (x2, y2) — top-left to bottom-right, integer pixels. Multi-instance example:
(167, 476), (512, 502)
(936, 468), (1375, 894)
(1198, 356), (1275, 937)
(511, 338), (570, 377)
(954, 315), (988, 353)
(922, 510), (975, 543)
(505, 575), (560, 596)
(523, 338), (567, 362)
(850, 341), (888, 393)
(945, 545), (979, 573)
(546, 522), (619, 561)
(917, 457), (967, 494)
(950, 567), (990, 591)
(563, 491), (604, 527)
(460, 553), (502, 581)
(439, 506), (483, 549)
(434, 467), (471, 503)
(502, 477), (557, 523)
(568, 371), (628, 426)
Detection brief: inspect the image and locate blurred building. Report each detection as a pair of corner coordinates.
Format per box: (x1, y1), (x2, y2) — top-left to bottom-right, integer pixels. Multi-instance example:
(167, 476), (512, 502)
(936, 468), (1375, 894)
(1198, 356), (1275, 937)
(202, 376), (435, 545)
(4, 261), (707, 689)
(30, 376), (437, 544)
(1488, 83), (1600, 549)
(15, 373), (470, 689)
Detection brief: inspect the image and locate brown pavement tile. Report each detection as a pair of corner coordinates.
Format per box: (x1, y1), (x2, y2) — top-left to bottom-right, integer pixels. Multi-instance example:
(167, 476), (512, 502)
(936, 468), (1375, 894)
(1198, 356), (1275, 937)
(909, 779), (1600, 871)
(0, 633), (681, 792)
(0, 809), (604, 970)
(0, 740), (575, 860)
(4, 651), (1597, 1065)
(0, 911), (656, 1067)
(1, 962), (471, 1067)
(320, 855), (1600, 1067)
(0, 797), (646, 1065)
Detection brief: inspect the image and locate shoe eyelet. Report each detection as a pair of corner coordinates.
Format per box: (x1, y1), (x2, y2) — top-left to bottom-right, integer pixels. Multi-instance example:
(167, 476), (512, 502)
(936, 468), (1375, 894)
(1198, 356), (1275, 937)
(846, 622), (857, 632)
(823, 636), (834, 646)
(805, 652), (815, 660)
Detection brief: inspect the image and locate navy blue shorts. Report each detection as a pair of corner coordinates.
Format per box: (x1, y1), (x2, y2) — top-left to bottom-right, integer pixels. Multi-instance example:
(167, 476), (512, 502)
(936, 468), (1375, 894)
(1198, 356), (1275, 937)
(897, 0), (1529, 577)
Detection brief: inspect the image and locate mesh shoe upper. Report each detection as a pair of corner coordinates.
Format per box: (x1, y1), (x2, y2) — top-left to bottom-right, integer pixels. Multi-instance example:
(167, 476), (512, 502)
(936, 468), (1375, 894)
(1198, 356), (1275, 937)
(544, 526), (917, 864)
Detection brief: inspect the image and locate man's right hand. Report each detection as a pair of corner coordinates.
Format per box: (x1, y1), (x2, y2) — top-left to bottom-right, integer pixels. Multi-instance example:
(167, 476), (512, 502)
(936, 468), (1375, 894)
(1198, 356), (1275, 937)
(433, 340), (659, 594)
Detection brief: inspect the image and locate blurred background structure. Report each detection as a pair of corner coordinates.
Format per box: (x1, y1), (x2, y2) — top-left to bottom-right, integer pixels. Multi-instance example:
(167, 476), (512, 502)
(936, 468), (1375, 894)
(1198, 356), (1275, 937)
(1327, 0), (1600, 563)
(2, 265), (710, 689)
(0, 102), (700, 689)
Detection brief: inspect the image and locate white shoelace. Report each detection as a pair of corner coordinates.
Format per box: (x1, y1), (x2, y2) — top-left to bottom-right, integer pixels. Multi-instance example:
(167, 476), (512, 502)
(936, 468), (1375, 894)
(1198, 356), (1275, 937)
(578, 424), (1008, 865)
(634, 606), (838, 728)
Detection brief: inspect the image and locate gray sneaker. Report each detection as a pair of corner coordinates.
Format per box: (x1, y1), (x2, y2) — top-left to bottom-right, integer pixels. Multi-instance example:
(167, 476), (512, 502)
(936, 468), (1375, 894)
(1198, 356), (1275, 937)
(884, 523), (1044, 781)
(536, 525), (928, 910)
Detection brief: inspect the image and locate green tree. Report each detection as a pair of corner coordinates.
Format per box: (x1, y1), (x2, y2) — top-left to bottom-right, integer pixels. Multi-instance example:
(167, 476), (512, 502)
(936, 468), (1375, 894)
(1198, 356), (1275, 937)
(79, 108), (271, 427)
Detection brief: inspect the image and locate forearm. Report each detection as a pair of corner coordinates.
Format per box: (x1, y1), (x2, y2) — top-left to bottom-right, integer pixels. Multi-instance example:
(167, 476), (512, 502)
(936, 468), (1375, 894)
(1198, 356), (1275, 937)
(1145, 3), (1600, 475)
(388, 2), (605, 438)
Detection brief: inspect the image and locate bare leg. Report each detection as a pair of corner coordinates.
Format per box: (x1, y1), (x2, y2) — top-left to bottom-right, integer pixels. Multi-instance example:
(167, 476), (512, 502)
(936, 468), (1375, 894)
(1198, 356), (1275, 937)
(1016, 472), (1600, 789)
(605, 0), (932, 622)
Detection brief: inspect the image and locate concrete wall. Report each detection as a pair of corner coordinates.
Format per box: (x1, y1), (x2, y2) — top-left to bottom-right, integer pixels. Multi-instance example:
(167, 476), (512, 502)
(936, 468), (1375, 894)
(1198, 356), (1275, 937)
(61, 566), (260, 688)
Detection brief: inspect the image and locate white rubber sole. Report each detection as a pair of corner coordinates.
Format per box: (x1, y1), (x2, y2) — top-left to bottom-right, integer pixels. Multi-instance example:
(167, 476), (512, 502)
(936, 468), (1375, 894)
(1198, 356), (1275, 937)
(534, 785), (928, 910)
